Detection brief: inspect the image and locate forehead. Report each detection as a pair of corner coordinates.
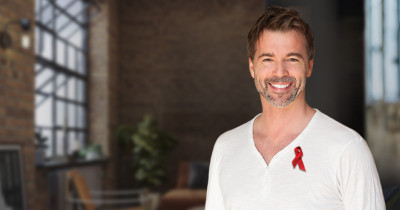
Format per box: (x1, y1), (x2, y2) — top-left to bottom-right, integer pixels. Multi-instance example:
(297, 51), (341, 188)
(256, 29), (308, 56)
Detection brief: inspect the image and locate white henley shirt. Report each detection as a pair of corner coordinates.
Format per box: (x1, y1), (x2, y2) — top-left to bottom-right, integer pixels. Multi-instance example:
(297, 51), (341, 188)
(205, 110), (385, 210)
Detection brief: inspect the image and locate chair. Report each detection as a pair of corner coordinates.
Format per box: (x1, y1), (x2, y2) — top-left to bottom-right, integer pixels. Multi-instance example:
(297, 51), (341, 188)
(66, 169), (150, 210)
(384, 185), (400, 209)
(160, 161), (208, 210)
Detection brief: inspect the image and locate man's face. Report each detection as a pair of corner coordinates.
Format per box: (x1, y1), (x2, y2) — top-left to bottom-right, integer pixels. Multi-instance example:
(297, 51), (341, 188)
(249, 30), (313, 108)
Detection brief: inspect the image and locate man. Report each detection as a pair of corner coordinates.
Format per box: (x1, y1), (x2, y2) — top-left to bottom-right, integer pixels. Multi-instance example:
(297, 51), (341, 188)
(205, 6), (385, 210)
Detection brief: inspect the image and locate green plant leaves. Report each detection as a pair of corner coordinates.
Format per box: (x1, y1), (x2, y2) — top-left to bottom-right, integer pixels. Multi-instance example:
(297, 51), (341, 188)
(116, 114), (178, 187)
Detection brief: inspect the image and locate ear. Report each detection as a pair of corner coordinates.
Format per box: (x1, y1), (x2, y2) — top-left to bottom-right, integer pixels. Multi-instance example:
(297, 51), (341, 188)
(306, 59), (313, 77)
(249, 57), (255, 78)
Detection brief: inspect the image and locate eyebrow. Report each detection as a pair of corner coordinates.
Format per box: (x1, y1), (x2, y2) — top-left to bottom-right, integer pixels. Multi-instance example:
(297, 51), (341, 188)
(257, 52), (304, 60)
(287, 53), (304, 60)
(258, 53), (274, 59)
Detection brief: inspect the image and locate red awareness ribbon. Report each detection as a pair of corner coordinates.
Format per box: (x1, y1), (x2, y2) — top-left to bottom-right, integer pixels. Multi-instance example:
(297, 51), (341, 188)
(292, 146), (306, 171)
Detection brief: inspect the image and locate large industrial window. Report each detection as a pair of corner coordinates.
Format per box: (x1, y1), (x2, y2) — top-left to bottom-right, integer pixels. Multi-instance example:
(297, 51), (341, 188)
(365, 0), (400, 103)
(35, 0), (89, 158)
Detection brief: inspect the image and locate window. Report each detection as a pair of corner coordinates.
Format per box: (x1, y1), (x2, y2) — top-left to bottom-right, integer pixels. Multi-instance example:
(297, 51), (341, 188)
(35, 0), (89, 158)
(365, 0), (400, 103)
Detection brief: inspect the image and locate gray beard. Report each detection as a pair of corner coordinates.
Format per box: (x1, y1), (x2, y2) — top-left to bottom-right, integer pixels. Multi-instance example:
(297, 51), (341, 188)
(256, 76), (306, 108)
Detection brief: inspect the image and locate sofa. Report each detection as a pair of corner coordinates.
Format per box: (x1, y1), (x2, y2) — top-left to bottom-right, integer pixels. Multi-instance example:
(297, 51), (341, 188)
(160, 161), (208, 210)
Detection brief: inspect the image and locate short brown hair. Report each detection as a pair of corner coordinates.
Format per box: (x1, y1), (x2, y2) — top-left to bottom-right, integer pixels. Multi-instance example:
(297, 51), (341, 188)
(247, 6), (314, 61)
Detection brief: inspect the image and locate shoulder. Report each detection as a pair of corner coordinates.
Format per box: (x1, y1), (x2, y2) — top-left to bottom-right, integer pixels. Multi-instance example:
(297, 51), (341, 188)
(311, 110), (363, 148)
(304, 110), (369, 167)
(212, 115), (257, 154)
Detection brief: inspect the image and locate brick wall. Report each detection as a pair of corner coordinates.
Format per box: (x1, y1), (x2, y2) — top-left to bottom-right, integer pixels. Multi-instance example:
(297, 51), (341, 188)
(118, 0), (264, 189)
(89, 0), (119, 190)
(0, 0), (37, 209)
(0, 0), (121, 209)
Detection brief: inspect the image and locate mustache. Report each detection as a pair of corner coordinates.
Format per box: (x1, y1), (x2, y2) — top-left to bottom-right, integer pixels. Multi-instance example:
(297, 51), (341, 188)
(265, 76), (296, 83)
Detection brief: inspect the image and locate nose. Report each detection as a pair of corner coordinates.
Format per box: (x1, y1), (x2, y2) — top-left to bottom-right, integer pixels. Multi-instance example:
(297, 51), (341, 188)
(273, 61), (289, 77)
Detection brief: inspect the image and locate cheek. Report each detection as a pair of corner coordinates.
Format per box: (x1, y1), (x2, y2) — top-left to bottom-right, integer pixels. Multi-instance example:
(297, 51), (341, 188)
(253, 73), (266, 89)
(285, 62), (304, 70)
(253, 64), (271, 77)
(287, 63), (308, 76)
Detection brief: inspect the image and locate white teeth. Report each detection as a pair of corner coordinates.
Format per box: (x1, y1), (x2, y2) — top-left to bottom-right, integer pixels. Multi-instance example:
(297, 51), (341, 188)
(270, 83), (290, 88)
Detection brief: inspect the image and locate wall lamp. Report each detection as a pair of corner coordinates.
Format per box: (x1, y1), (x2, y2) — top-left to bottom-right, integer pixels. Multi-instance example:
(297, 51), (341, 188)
(0, 18), (31, 50)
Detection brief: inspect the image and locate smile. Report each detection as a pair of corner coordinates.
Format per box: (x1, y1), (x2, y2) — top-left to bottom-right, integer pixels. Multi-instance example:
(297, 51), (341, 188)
(269, 83), (292, 89)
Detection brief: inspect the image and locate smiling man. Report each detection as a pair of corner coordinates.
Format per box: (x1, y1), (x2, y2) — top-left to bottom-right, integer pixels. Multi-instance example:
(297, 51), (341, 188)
(205, 6), (385, 210)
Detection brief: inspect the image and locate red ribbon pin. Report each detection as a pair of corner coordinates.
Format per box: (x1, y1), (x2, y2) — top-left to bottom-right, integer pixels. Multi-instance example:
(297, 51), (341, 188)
(292, 146), (306, 171)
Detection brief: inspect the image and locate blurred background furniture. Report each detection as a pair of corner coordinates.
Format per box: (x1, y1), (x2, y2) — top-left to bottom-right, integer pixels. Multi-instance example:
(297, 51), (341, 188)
(67, 169), (150, 210)
(384, 185), (400, 210)
(0, 146), (26, 210)
(160, 161), (208, 210)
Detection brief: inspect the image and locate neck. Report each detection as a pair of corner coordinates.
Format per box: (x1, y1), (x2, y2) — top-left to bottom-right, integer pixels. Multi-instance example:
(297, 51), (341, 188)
(255, 94), (315, 138)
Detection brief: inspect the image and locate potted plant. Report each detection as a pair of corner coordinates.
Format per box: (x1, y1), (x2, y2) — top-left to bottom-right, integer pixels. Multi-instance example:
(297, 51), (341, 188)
(117, 114), (178, 188)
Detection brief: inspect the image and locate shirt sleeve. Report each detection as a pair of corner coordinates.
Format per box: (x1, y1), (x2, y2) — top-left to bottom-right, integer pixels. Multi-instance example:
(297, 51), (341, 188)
(337, 137), (385, 210)
(205, 140), (225, 210)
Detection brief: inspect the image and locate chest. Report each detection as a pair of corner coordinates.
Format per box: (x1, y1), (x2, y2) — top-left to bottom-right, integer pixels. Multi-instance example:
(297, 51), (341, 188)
(253, 134), (295, 165)
(218, 147), (341, 210)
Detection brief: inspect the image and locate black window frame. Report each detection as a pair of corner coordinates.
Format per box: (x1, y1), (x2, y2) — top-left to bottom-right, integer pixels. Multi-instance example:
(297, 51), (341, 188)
(35, 0), (90, 158)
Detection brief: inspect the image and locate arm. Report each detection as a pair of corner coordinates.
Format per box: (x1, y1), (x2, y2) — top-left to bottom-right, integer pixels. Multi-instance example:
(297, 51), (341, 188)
(205, 141), (225, 210)
(337, 138), (385, 210)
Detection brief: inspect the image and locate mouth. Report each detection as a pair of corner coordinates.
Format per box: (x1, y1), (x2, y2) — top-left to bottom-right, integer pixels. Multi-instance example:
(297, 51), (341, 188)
(268, 82), (293, 91)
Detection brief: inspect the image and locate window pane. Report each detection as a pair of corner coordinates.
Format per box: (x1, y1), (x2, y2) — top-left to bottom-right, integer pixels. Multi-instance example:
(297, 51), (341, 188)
(56, 130), (65, 156)
(41, 80), (53, 94)
(35, 0), (42, 20)
(56, 39), (66, 66)
(35, 63), (43, 73)
(76, 8), (88, 23)
(56, 13), (70, 31)
(68, 131), (78, 154)
(68, 77), (76, 100)
(77, 132), (86, 150)
(35, 94), (45, 106)
(68, 104), (76, 127)
(383, 0), (399, 101)
(41, 32), (54, 60)
(56, 101), (65, 127)
(77, 51), (86, 75)
(56, 85), (66, 98)
(41, 4), (54, 27)
(68, 46), (76, 70)
(73, 131), (85, 151)
(60, 21), (79, 41)
(35, 68), (53, 89)
(35, 27), (41, 55)
(76, 79), (85, 102)
(70, 29), (83, 48)
(56, 74), (67, 98)
(56, 0), (74, 8)
(371, 51), (383, 100)
(67, 1), (83, 17)
(35, 96), (53, 127)
(36, 0), (88, 159)
(366, 0), (384, 102)
(77, 105), (86, 128)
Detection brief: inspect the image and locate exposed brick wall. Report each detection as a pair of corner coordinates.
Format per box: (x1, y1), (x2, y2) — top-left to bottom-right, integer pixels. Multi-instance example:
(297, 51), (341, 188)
(1, 0), (122, 209)
(89, 0), (120, 190)
(118, 0), (264, 189)
(0, 0), (37, 209)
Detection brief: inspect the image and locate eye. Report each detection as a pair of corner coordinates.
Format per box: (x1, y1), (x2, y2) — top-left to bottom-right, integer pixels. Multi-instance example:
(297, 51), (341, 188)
(263, 58), (273, 62)
(288, 57), (299, 62)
